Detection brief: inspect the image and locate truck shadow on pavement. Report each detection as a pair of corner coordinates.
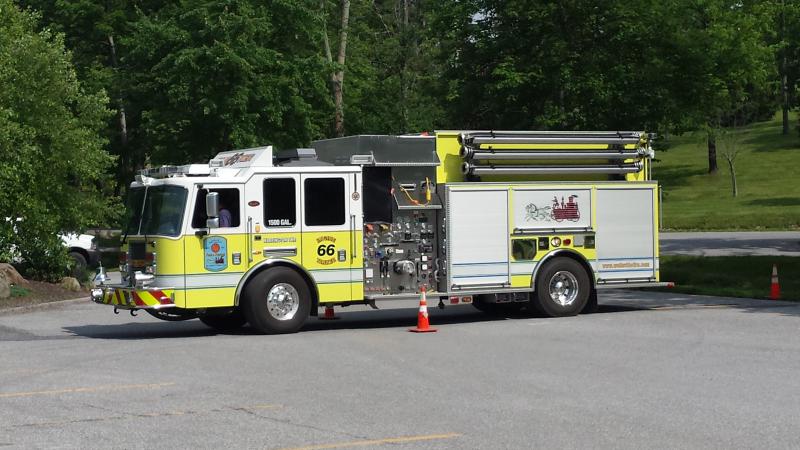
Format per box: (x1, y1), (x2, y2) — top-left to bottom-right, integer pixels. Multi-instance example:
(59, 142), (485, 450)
(60, 304), (644, 340)
(61, 294), (799, 340)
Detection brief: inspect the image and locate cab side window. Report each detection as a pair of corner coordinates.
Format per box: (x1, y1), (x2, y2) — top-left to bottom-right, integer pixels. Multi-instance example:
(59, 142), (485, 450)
(304, 178), (345, 226)
(191, 188), (241, 228)
(263, 178), (296, 227)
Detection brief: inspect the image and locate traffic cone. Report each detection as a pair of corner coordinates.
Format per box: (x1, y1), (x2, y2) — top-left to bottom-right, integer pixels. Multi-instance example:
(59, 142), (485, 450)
(409, 286), (437, 333)
(769, 264), (780, 300)
(319, 305), (339, 320)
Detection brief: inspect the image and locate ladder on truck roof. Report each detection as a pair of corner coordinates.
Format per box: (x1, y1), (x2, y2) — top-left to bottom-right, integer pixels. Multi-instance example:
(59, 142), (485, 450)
(458, 130), (652, 178)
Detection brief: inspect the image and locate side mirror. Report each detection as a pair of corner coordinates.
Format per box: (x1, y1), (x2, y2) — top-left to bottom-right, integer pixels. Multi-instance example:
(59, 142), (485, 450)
(205, 192), (220, 228)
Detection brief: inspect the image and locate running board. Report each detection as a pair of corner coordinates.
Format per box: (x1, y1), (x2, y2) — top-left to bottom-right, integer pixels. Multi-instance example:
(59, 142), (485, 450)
(596, 281), (674, 289)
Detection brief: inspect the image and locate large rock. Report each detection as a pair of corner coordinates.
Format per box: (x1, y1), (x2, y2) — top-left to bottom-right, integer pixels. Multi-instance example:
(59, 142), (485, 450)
(0, 275), (9, 299)
(60, 277), (81, 292)
(0, 263), (28, 285)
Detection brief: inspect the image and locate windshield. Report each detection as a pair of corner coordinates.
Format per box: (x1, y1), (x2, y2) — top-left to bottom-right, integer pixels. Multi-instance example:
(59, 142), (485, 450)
(123, 185), (188, 237)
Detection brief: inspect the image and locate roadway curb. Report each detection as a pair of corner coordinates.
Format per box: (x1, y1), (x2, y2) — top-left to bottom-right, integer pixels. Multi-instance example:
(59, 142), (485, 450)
(0, 297), (88, 316)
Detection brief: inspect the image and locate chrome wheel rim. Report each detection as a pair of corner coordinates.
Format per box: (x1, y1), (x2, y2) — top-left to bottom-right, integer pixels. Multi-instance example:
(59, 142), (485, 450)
(266, 283), (300, 321)
(548, 271), (579, 306)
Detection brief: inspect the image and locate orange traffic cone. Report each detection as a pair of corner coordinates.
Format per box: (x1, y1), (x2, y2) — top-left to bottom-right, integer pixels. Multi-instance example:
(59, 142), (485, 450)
(769, 264), (780, 300)
(409, 286), (437, 333)
(319, 305), (339, 320)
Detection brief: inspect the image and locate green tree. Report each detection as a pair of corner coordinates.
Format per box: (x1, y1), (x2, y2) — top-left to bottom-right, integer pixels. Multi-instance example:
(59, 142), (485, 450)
(771, 0), (800, 135)
(0, 0), (115, 280)
(681, 0), (775, 173)
(429, 0), (697, 131)
(336, 0), (446, 135)
(430, 0), (776, 173)
(122, 0), (331, 166)
(17, 0), (161, 194)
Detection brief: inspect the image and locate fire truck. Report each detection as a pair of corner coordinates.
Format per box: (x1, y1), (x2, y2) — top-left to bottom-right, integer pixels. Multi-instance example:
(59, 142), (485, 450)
(91, 131), (668, 334)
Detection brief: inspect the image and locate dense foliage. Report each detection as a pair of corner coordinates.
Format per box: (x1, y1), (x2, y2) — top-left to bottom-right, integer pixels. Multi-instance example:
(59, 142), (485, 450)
(0, 0), (115, 280)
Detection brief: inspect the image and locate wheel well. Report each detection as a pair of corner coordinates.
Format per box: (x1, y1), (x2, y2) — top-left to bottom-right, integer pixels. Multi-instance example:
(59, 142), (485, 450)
(236, 261), (320, 316)
(67, 248), (89, 262)
(533, 250), (596, 291)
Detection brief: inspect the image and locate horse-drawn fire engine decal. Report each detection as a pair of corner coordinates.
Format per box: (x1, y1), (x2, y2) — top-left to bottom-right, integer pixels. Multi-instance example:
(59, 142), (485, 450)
(524, 195), (580, 223)
(525, 203), (552, 221)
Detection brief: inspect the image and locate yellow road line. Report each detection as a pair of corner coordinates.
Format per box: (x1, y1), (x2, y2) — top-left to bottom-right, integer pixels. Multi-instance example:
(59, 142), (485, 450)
(6, 404), (283, 429)
(0, 382), (175, 399)
(277, 433), (462, 450)
(239, 404), (283, 410)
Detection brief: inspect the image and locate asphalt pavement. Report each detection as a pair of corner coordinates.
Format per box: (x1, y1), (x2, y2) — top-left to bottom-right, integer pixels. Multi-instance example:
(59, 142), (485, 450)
(661, 231), (800, 256)
(1, 291), (800, 449)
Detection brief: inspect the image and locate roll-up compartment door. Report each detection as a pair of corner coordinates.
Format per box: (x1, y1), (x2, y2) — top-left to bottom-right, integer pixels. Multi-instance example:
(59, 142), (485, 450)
(595, 187), (656, 281)
(447, 188), (510, 289)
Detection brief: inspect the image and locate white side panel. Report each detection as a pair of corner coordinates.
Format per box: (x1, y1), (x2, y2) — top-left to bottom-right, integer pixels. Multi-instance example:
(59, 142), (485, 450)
(595, 188), (656, 280)
(512, 188), (592, 230)
(447, 189), (510, 288)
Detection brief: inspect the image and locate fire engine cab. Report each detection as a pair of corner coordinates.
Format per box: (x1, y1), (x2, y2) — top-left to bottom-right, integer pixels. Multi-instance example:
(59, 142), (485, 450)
(91, 131), (668, 333)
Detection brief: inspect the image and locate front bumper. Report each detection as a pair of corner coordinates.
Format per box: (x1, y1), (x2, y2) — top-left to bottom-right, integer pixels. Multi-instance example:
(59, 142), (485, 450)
(90, 285), (176, 310)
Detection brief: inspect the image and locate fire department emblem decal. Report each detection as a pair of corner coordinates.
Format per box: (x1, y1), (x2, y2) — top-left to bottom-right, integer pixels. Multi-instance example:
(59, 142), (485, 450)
(525, 195), (580, 223)
(204, 236), (228, 272)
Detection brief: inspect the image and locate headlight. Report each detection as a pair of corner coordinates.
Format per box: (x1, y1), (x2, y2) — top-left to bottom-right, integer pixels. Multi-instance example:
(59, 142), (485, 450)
(90, 288), (104, 302)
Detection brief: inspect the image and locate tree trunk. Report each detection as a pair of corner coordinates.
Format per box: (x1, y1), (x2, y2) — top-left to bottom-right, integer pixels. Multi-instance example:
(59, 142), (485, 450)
(707, 134), (718, 174)
(333, 0), (350, 137)
(781, 0), (790, 135)
(321, 0), (333, 64)
(320, 0), (349, 137)
(726, 158), (738, 197)
(782, 72), (790, 135)
(108, 34), (130, 196)
(107, 35), (128, 149)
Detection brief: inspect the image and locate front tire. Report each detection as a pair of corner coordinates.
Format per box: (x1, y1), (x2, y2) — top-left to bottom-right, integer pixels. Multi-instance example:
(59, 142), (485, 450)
(242, 267), (311, 334)
(532, 257), (591, 317)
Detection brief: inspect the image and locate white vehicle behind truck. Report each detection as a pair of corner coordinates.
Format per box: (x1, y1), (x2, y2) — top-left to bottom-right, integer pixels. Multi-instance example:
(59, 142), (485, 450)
(4, 217), (99, 276)
(61, 233), (100, 275)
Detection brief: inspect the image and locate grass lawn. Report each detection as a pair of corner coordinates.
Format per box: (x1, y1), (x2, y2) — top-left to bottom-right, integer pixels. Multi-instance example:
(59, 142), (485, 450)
(659, 255), (800, 301)
(654, 112), (800, 230)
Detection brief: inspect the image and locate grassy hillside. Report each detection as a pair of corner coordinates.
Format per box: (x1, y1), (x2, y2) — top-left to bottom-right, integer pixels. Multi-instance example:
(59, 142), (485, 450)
(654, 113), (800, 230)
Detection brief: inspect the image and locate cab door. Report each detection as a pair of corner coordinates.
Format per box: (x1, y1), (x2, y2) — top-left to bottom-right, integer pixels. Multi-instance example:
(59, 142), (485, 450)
(248, 174), (303, 271)
(300, 173), (361, 303)
(184, 184), (246, 308)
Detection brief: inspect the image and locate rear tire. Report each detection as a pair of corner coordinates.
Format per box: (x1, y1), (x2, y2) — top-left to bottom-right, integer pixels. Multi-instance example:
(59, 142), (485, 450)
(242, 267), (311, 334)
(200, 309), (247, 331)
(532, 257), (590, 317)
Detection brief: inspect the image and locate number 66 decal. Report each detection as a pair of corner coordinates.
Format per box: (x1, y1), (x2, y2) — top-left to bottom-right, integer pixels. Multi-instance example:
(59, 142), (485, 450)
(317, 244), (335, 256)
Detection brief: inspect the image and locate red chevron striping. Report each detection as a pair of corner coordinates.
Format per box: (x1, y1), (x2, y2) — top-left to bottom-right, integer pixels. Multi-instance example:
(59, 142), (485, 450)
(152, 290), (172, 304)
(132, 291), (146, 306)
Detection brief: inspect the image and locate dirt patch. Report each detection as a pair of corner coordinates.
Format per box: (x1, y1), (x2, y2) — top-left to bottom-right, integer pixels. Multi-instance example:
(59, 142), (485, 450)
(0, 281), (87, 310)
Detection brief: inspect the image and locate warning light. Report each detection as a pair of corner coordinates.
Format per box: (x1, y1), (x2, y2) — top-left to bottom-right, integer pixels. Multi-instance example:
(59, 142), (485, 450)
(461, 296), (473, 303)
(449, 296), (459, 304)
(550, 237), (562, 247)
(563, 238), (572, 246)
